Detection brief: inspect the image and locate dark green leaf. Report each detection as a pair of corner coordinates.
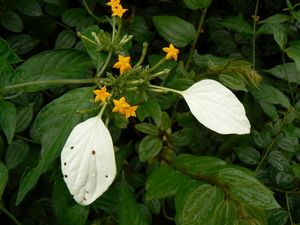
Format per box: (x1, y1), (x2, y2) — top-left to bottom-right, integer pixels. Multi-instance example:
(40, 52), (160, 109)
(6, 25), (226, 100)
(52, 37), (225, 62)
(5, 139), (29, 170)
(0, 62), (16, 94)
(55, 30), (76, 48)
(14, 49), (93, 92)
(76, 16), (94, 32)
(276, 171), (296, 188)
(243, 203), (268, 225)
(216, 168), (256, 183)
(230, 179), (280, 209)
(127, 173), (146, 188)
(61, 205), (89, 225)
(135, 123), (160, 136)
(233, 146), (260, 165)
(7, 34), (40, 55)
(62, 8), (87, 27)
(16, 87), (93, 205)
(284, 49), (300, 71)
(258, 101), (279, 121)
(0, 11), (23, 32)
(14, 0), (43, 17)
(219, 16), (253, 34)
(170, 128), (194, 147)
(145, 166), (190, 200)
(212, 200), (238, 225)
(268, 151), (290, 171)
(0, 161), (8, 200)
(137, 99), (162, 127)
(0, 38), (22, 64)
(266, 62), (300, 84)
(139, 135), (163, 162)
(258, 14), (290, 24)
(183, 0), (212, 9)
(159, 112), (171, 131)
(25, 16), (56, 35)
(0, 100), (17, 144)
(266, 208), (289, 225)
(272, 26), (287, 49)
(182, 184), (224, 225)
(129, 16), (152, 44)
(248, 83), (291, 109)
(15, 103), (34, 133)
(153, 16), (196, 47)
(170, 78), (194, 91)
(143, 197), (161, 215)
(219, 70), (247, 92)
(119, 173), (148, 225)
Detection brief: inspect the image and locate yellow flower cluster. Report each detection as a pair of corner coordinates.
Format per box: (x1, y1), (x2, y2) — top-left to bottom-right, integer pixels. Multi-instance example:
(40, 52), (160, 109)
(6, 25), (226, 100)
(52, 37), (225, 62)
(93, 87), (138, 118)
(106, 0), (128, 17)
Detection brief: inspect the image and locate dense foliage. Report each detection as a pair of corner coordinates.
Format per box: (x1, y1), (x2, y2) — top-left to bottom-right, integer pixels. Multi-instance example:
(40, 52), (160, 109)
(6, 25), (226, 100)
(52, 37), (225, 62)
(1, 0), (300, 224)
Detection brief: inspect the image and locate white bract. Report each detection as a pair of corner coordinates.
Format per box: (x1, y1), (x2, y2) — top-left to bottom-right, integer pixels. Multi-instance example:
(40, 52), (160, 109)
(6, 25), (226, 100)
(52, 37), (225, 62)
(61, 116), (116, 205)
(181, 79), (250, 135)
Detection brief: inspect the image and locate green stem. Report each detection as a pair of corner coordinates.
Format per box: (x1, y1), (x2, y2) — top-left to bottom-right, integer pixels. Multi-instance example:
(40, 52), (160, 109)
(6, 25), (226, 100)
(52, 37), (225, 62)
(147, 57), (167, 73)
(134, 42), (148, 68)
(185, 8), (208, 71)
(0, 204), (22, 225)
(0, 78), (108, 93)
(148, 84), (182, 95)
(282, 51), (295, 104)
(252, 0), (260, 70)
(2, 90), (24, 99)
(96, 51), (113, 77)
(286, 192), (295, 225)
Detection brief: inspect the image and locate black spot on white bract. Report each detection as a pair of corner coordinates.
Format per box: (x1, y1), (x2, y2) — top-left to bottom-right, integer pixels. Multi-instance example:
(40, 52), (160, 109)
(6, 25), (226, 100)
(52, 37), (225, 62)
(92, 150), (95, 155)
(64, 175), (68, 178)
(64, 162), (67, 166)
(105, 175), (108, 178)
(70, 146), (74, 149)
(84, 197), (87, 201)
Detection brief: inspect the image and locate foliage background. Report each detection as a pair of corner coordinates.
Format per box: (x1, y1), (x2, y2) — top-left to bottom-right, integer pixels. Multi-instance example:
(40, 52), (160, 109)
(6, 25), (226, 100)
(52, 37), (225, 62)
(1, 0), (300, 224)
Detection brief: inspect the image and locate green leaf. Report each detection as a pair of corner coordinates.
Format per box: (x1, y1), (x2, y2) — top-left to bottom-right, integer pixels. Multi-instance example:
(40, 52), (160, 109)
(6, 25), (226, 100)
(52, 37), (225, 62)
(55, 30), (76, 48)
(159, 112), (172, 131)
(5, 139), (30, 170)
(0, 160), (8, 200)
(0, 38), (22, 64)
(268, 151), (290, 171)
(16, 87), (93, 205)
(170, 128), (194, 147)
(212, 200), (238, 225)
(81, 25), (108, 68)
(243, 203), (268, 225)
(137, 99), (162, 127)
(233, 146), (260, 165)
(182, 184), (224, 225)
(145, 166), (190, 200)
(139, 135), (163, 162)
(14, 49), (93, 92)
(219, 70), (248, 92)
(276, 171), (296, 188)
(119, 173), (148, 225)
(61, 204), (89, 225)
(272, 26), (287, 49)
(143, 197), (161, 215)
(0, 62), (16, 94)
(0, 11), (23, 32)
(266, 62), (300, 84)
(135, 123), (160, 136)
(175, 154), (226, 174)
(183, 0), (212, 9)
(62, 8), (87, 27)
(24, 16), (56, 35)
(276, 133), (299, 153)
(76, 16), (94, 32)
(14, 0), (43, 17)
(284, 49), (300, 71)
(7, 34), (40, 55)
(15, 103), (34, 133)
(153, 16), (196, 47)
(258, 13), (290, 24)
(216, 168), (256, 183)
(230, 179), (280, 209)
(265, 208), (289, 225)
(0, 100), (17, 144)
(129, 16), (152, 44)
(219, 16), (253, 34)
(248, 83), (291, 109)
(258, 101), (279, 121)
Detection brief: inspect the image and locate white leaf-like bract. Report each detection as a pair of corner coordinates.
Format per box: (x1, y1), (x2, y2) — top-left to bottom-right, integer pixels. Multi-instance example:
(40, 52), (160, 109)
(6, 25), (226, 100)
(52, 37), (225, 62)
(181, 79), (250, 135)
(61, 116), (116, 205)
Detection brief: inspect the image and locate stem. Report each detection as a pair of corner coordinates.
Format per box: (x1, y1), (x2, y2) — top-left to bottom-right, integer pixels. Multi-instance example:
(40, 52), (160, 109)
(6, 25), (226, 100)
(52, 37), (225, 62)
(148, 84), (182, 95)
(162, 198), (174, 220)
(286, 193), (295, 225)
(147, 57), (167, 73)
(0, 78), (106, 92)
(134, 42), (148, 68)
(252, 0), (260, 70)
(0, 205), (22, 225)
(96, 51), (113, 77)
(185, 8), (208, 71)
(2, 90), (24, 99)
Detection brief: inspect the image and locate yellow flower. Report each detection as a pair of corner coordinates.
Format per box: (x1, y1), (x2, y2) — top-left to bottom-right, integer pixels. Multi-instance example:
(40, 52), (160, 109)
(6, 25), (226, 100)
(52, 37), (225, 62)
(163, 44), (180, 61)
(111, 4), (128, 17)
(113, 55), (132, 75)
(124, 106), (138, 118)
(93, 86), (112, 103)
(106, 0), (120, 8)
(112, 97), (130, 115)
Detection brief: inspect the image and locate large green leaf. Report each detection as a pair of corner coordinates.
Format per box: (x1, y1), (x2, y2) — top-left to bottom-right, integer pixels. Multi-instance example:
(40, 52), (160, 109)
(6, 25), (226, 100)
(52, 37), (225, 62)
(14, 0), (42, 17)
(0, 100), (17, 144)
(0, 38), (22, 64)
(182, 184), (224, 225)
(6, 34), (40, 55)
(219, 16), (253, 34)
(183, 0), (212, 9)
(118, 173), (148, 225)
(136, 99), (162, 127)
(14, 49), (93, 92)
(61, 205), (90, 225)
(230, 179), (280, 209)
(5, 139), (30, 170)
(153, 16), (196, 47)
(248, 83), (291, 109)
(0, 161), (8, 200)
(145, 166), (190, 200)
(0, 11), (23, 32)
(16, 87), (94, 205)
(266, 62), (300, 84)
(212, 200), (238, 225)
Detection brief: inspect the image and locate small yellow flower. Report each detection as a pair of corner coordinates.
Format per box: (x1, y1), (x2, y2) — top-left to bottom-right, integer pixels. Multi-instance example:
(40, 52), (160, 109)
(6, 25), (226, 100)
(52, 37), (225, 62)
(124, 106), (138, 118)
(93, 86), (112, 103)
(163, 44), (180, 61)
(106, 0), (120, 8)
(252, 15), (260, 22)
(111, 4), (128, 17)
(113, 55), (132, 75)
(112, 97), (130, 115)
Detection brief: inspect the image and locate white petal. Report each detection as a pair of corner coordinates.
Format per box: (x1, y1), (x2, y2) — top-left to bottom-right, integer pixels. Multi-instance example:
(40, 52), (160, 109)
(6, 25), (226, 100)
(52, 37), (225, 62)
(61, 116), (116, 205)
(182, 79), (250, 135)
